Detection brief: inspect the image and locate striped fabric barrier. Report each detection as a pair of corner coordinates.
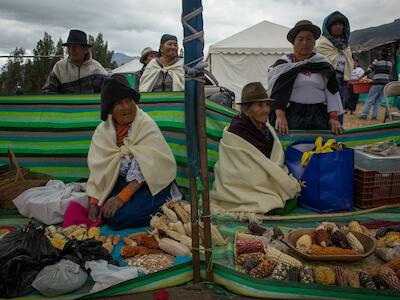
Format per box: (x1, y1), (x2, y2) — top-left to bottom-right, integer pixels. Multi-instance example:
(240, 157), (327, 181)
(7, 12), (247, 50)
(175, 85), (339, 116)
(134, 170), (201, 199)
(1, 93), (399, 193)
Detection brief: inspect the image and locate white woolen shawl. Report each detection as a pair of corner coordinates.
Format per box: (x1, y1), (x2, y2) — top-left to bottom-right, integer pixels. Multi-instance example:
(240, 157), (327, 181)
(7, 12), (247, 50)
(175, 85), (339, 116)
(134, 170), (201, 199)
(86, 108), (177, 206)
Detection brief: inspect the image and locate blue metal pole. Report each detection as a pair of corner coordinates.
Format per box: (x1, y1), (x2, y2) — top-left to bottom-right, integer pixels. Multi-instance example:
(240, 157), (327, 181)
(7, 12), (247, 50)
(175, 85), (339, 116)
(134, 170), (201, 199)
(182, 0), (204, 283)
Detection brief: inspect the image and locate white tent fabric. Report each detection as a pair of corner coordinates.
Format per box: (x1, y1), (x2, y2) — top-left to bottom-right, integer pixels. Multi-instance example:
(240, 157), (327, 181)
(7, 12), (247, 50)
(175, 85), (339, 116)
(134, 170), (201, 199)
(112, 59), (142, 74)
(207, 21), (292, 102)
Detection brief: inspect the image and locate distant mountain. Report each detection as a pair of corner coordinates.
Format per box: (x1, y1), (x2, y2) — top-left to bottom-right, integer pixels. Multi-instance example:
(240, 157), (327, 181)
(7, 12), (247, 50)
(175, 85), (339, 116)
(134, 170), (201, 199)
(112, 53), (139, 66)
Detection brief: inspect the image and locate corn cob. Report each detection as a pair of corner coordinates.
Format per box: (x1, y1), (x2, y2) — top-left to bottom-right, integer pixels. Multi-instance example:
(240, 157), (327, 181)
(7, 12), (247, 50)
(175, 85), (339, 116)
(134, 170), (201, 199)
(236, 239), (264, 255)
(382, 258), (400, 273)
(243, 259), (260, 273)
(162, 204), (179, 223)
(182, 202), (191, 214)
(87, 227), (101, 239)
(310, 245), (359, 256)
(264, 246), (302, 267)
(313, 229), (330, 247)
(97, 235), (106, 243)
(165, 229), (192, 249)
(385, 234), (400, 248)
(330, 231), (350, 249)
(150, 215), (169, 232)
(211, 224), (227, 246)
(295, 234), (312, 253)
(103, 242), (114, 254)
(137, 236), (159, 249)
(376, 227), (391, 239)
(348, 221), (363, 233)
(49, 236), (67, 250)
(300, 266), (314, 284)
(44, 225), (57, 237)
(288, 266), (301, 281)
(157, 237), (192, 257)
(272, 263), (289, 280)
(248, 223), (267, 236)
(112, 235), (121, 245)
(334, 266), (348, 286)
(315, 266), (335, 285)
(123, 237), (137, 247)
(359, 271), (377, 289)
(121, 246), (163, 258)
(249, 259), (275, 278)
(346, 232), (364, 253)
(373, 276), (389, 289)
(273, 227), (284, 240)
(172, 201), (191, 223)
(317, 222), (339, 233)
(346, 271), (361, 288)
(379, 267), (400, 290)
(62, 225), (78, 237)
(236, 252), (267, 265)
(376, 237), (387, 248)
(183, 223), (192, 237)
(169, 221), (186, 236)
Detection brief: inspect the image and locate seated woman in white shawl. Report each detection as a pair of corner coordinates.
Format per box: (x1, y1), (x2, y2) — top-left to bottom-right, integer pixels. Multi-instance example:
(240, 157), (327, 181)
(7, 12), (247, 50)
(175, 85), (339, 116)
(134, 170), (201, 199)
(210, 82), (301, 220)
(87, 74), (182, 230)
(139, 34), (184, 93)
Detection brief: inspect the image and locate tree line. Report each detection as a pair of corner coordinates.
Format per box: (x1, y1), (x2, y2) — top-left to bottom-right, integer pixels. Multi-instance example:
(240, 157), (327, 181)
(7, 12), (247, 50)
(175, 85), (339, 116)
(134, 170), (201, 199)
(0, 32), (117, 95)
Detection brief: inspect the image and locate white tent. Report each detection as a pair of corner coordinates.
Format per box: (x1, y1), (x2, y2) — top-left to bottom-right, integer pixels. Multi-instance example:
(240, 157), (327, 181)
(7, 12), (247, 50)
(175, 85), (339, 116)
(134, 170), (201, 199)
(112, 58), (142, 74)
(207, 20), (292, 102)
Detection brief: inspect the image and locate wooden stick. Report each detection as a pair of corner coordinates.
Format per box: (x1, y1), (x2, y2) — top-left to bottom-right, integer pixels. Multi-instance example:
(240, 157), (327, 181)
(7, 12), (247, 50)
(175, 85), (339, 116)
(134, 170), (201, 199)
(189, 176), (201, 283)
(258, 204), (400, 221)
(198, 82), (213, 281)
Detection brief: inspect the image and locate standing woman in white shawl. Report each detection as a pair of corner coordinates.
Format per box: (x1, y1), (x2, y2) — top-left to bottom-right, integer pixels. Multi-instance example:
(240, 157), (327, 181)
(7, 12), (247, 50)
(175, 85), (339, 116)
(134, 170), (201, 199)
(267, 20), (343, 136)
(315, 11), (353, 124)
(139, 34), (184, 92)
(86, 74), (181, 230)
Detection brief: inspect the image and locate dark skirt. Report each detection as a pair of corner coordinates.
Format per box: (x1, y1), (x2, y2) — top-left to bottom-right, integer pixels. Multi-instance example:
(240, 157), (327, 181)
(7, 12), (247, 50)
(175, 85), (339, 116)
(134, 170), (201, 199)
(103, 176), (172, 230)
(270, 102), (329, 130)
(344, 84), (359, 112)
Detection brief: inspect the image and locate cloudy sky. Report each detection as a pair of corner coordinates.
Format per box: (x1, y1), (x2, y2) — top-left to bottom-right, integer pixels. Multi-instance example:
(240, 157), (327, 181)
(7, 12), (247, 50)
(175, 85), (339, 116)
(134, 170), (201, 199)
(0, 0), (398, 60)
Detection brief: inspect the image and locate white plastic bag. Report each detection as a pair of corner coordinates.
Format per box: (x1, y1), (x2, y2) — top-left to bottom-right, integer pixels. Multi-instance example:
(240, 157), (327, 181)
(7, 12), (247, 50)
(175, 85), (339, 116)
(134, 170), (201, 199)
(13, 180), (88, 225)
(85, 260), (138, 293)
(32, 259), (88, 297)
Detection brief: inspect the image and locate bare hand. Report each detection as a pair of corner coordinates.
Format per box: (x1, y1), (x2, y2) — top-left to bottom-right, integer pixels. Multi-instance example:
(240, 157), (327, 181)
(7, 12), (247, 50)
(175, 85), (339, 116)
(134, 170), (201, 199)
(329, 119), (344, 135)
(88, 204), (100, 222)
(103, 196), (124, 218)
(275, 114), (289, 135)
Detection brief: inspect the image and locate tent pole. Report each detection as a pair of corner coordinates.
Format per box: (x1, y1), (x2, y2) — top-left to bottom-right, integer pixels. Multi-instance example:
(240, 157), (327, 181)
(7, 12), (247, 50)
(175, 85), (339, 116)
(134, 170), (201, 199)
(198, 82), (213, 281)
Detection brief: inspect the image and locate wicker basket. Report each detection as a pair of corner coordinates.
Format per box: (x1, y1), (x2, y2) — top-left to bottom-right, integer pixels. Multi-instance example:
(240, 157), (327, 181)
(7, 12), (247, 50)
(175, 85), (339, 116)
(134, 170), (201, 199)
(0, 149), (53, 210)
(284, 229), (376, 262)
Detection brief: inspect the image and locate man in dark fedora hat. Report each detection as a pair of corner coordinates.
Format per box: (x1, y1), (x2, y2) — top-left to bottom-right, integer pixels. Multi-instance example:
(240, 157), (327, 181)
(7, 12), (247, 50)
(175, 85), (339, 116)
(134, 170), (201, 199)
(42, 29), (108, 94)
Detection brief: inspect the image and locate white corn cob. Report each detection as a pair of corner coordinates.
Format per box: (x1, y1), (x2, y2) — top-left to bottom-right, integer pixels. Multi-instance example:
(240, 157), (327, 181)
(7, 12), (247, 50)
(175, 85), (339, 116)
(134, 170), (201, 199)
(346, 232), (364, 253)
(182, 202), (191, 214)
(169, 221), (186, 236)
(162, 204), (179, 223)
(295, 234), (312, 254)
(198, 222), (226, 246)
(183, 223), (192, 237)
(157, 237), (192, 257)
(150, 215), (169, 232)
(172, 202), (191, 223)
(265, 246), (302, 267)
(317, 222), (339, 233)
(165, 230), (192, 249)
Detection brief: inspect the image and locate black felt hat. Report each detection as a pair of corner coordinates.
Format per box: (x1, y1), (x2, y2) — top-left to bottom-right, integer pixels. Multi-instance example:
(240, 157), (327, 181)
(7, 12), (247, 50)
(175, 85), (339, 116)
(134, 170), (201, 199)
(287, 20), (321, 44)
(100, 74), (140, 121)
(62, 29), (92, 47)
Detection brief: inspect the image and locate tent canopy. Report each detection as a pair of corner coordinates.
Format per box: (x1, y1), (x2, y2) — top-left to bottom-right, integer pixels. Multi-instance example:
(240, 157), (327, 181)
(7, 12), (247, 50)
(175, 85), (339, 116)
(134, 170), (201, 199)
(112, 58), (142, 74)
(350, 19), (400, 52)
(209, 20), (292, 54)
(207, 20), (292, 102)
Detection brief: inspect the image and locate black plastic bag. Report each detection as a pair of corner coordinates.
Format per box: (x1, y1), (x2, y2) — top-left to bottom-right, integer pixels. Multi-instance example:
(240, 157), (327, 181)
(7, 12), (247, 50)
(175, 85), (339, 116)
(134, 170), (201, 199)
(60, 239), (119, 268)
(0, 224), (59, 298)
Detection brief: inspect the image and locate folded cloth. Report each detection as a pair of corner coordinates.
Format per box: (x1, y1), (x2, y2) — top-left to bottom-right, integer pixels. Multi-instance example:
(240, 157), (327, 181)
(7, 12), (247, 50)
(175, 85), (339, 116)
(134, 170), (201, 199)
(63, 201), (102, 228)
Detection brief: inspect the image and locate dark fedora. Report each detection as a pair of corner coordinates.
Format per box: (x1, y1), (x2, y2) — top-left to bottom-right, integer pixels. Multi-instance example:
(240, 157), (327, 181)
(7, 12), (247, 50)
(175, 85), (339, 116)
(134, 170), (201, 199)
(239, 82), (272, 104)
(62, 29), (92, 47)
(100, 74), (140, 121)
(287, 20), (321, 44)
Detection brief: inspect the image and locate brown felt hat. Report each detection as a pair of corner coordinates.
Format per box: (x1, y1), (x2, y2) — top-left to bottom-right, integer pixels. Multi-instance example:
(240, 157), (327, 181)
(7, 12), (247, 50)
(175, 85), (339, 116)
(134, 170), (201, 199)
(239, 82), (273, 104)
(287, 20), (321, 44)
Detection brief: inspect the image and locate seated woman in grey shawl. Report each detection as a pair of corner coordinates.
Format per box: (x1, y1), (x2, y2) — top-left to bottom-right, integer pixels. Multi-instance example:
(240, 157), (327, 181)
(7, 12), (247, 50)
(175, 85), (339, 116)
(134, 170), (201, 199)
(139, 34), (184, 92)
(267, 20), (343, 135)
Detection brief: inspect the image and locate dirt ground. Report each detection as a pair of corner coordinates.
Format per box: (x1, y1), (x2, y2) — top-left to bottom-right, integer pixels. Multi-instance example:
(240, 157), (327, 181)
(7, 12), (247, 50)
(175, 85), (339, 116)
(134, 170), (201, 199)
(342, 103), (398, 129)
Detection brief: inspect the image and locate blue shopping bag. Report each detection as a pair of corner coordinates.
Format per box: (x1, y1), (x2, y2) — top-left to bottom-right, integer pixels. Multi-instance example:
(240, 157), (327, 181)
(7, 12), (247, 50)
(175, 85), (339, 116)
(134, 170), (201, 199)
(285, 141), (354, 213)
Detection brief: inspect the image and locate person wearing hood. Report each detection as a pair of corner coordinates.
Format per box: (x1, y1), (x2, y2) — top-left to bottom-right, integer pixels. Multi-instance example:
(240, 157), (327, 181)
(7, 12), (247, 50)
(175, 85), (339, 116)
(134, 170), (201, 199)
(42, 29), (108, 94)
(267, 20), (343, 135)
(315, 11), (354, 124)
(139, 34), (184, 92)
(85, 74), (182, 229)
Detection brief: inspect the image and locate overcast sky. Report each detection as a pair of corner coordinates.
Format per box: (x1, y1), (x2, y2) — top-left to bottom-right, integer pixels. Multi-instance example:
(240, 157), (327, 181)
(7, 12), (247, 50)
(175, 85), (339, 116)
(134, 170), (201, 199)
(0, 0), (398, 60)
